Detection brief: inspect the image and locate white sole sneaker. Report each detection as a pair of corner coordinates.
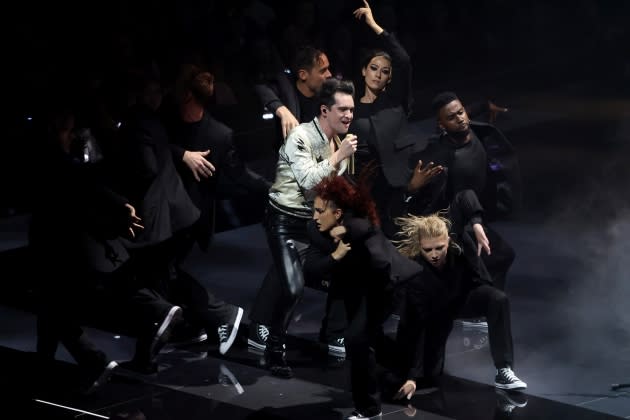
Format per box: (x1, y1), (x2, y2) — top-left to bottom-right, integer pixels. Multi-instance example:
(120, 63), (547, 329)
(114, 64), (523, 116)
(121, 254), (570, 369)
(150, 306), (182, 360)
(219, 307), (243, 355)
(83, 361), (118, 395)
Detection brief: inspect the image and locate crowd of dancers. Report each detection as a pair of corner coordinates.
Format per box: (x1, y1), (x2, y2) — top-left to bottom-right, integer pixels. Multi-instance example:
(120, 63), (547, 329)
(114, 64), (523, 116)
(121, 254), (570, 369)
(28, 2), (530, 419)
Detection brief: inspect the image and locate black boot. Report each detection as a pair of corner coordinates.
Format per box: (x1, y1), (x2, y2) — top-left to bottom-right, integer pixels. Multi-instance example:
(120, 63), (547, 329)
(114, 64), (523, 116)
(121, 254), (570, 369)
(264, 332), (292, 379)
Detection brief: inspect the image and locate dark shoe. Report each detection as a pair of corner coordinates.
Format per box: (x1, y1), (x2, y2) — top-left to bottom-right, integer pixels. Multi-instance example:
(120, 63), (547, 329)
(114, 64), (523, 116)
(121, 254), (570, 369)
(344, 409), (382, 419)
(247, 323), (269, 351)
(149, 306), (183, 361)
(81, 361), (118, 395)
(130, 306), (184, 370)
(218, 307), (244, 355)
(495, 366), (527, 390)
(323, 336), (345, 356)
(218, 363), (244, 394)
(264, 348), (293, 379)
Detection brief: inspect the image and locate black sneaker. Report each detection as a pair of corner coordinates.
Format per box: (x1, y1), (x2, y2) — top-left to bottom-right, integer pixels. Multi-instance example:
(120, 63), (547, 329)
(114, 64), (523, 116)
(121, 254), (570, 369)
(325, 337), (345, 356)
(149, 306), (184, 361)
(218, 363), (245, 394)
(81, 361), (118, 395)
(247, 323), (269, 351)
(218, 307), (244, 355)
(344, 409), (383, 419)
(495, 388), (528, 414)
(495, 367), (527, 390)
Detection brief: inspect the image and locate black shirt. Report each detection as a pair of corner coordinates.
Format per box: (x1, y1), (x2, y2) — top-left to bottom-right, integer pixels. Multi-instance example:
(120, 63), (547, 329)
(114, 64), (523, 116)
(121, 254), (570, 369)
(447, 132), (487, 197)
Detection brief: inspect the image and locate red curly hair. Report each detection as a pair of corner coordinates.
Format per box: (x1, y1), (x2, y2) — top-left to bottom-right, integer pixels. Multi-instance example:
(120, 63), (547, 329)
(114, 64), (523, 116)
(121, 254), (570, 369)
(312, 173), (380, 227)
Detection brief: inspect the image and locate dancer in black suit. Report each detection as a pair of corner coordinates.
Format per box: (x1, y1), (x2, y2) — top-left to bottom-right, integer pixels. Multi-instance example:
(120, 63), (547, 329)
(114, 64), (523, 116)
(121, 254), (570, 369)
(304, 173), (421, 420)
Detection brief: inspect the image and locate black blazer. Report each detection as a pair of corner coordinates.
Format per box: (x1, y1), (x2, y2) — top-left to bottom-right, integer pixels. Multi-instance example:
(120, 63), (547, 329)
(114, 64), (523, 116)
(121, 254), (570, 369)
(169, 112), (270, 249)
(255, 71), (301, 121)
(303, 216), (422, 293)
(407, 121), (522, 220)
(351, 30), (415, 188)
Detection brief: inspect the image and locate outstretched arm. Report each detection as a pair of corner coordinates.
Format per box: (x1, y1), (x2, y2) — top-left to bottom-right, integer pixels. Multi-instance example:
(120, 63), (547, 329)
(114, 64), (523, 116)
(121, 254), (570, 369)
(353, 0), (384, 35)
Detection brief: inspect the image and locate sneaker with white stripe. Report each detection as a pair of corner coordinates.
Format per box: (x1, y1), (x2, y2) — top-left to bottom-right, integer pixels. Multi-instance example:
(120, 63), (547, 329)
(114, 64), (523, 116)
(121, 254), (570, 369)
(495, 366), (527, 390)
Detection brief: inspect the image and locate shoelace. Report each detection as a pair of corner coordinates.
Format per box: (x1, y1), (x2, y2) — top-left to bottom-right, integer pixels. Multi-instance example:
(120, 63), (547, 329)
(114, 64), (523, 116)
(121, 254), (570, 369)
(258, 325), (269, 341)
(499, 368), (518, 382)
(218, 325), (229, 341)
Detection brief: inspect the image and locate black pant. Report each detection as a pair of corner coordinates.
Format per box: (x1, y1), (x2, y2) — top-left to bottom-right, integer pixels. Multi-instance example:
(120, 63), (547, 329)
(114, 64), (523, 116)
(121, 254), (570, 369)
(343, 281), (392, 416)
(166, 228), (235, 328)
(458, 284), (514, 369)
(249, 205), (346, 343)
(36, 258), (173, 369)
(398, 283), (514, 380)
(481, 226), (515, 292)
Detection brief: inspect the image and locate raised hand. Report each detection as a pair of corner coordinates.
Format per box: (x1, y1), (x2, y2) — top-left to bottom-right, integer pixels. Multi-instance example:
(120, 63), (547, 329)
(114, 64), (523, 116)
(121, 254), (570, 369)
(353, 0), (384, 34)
(407, 160), (444, 192)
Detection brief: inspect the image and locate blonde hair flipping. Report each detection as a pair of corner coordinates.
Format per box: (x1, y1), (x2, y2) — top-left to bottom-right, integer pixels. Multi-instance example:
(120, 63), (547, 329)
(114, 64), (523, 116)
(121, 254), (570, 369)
(395, 212), (455, 258)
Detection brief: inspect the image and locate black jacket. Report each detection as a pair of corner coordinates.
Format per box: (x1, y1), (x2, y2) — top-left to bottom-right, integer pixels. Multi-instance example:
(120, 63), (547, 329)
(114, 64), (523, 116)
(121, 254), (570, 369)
(116, 104), (200, 248)
(303, 216), (422, 294)
(168, 112), (271, 250)
(407, 121), (522, 221)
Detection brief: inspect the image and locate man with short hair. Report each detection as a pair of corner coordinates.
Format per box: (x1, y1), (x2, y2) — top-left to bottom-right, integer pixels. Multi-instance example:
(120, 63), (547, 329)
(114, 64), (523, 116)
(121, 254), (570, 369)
(406, 91), (521, 292)
(255, 45), (332, 142)
(249, 78), (358, 378)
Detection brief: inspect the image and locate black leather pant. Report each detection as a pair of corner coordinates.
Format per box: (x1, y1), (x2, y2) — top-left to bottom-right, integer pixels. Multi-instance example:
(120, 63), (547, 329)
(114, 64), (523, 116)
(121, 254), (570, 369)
(249, 205), (346, 346)
(249, 206), (307, 344)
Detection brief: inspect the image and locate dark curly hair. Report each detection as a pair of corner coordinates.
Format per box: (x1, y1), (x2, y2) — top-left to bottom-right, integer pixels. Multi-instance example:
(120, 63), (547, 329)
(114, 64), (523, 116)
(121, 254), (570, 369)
(311, 172), (380, 227)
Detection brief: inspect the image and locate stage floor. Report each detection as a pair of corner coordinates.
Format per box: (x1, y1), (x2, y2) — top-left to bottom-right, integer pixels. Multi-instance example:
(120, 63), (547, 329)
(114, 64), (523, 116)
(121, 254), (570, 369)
(0, 217), (629, 419)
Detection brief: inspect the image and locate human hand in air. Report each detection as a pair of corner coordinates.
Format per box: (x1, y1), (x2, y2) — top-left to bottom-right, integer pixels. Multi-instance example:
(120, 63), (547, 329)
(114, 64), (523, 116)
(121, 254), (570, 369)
(353, 0), (384, 35)
(407, 160), (443, 192)
(472, 223), (491, 256)
(183, 150), (216, 181)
